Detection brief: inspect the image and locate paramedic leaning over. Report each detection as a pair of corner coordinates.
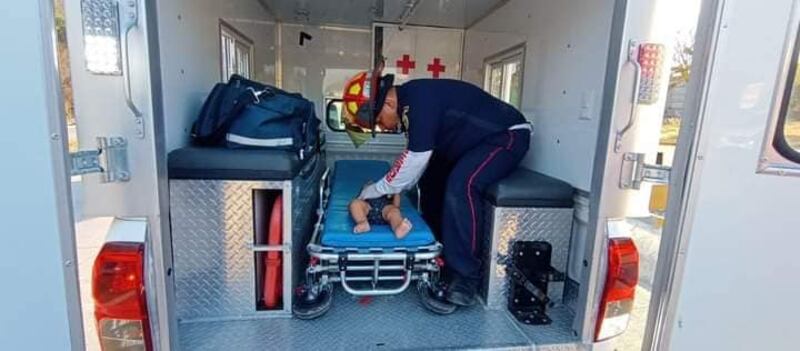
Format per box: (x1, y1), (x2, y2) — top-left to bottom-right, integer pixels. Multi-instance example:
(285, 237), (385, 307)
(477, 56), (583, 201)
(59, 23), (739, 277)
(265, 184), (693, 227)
(343, 68), (532, 307)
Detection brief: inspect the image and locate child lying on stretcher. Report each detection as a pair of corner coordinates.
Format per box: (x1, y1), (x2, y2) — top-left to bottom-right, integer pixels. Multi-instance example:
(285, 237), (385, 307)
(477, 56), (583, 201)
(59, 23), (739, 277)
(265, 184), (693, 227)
(349, 182), (413, 239)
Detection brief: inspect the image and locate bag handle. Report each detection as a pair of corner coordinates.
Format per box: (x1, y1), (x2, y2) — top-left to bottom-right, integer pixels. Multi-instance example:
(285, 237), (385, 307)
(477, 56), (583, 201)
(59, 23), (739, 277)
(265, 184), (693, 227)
(193, 89), (259, 145)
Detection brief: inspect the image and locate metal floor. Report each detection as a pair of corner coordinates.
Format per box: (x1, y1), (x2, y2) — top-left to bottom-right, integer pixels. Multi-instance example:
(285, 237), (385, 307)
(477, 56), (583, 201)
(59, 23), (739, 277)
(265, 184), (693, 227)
(178, 289), (578, 351)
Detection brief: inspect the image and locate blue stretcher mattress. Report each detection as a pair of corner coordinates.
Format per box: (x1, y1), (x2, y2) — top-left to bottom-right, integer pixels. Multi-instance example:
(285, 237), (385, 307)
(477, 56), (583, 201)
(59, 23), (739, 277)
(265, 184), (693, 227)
(321, 160), (436, 248)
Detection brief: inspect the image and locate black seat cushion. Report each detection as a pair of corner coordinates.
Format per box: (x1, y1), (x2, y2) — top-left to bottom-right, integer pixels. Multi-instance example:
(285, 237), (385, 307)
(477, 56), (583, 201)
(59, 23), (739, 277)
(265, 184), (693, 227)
(486, 168), (574, 208)
(168, 146), (309, 180)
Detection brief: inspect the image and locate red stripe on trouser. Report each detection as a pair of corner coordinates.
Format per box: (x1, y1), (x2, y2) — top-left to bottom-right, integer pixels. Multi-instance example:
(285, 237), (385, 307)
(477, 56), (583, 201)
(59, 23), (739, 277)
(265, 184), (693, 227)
(467, 147), (502, 255)
(467, 131), (517, 254)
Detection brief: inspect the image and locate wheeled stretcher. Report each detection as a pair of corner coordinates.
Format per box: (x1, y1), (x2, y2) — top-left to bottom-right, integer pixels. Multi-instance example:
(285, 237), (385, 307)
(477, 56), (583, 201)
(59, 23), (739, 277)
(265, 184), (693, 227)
(293, 160), (453, 319)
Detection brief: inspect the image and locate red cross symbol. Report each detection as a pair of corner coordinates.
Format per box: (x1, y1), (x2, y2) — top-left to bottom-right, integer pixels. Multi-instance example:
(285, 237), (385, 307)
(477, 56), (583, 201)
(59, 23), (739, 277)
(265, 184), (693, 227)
(396, 54), (416, 74)
(427, 58), (446, 78)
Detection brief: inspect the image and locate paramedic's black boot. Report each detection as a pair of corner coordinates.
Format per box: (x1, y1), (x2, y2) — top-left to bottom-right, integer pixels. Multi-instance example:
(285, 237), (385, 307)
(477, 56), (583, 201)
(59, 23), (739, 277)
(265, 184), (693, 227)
(446, 274), (479, 307)
(418, 280), (457, 315)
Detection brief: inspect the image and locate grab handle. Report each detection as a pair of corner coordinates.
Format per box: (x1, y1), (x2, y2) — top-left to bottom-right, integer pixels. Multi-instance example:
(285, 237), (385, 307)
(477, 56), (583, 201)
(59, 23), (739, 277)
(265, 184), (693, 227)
(614, 40), (642, 153)
(119, 0), (144, 137)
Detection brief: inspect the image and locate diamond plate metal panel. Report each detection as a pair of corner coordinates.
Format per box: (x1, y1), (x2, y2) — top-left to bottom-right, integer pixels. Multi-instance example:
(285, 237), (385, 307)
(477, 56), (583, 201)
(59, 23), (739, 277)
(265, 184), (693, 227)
(481, 206), (574, 310)
(563, 278), (580, 314)
(170, 157), (324, 322)
(516, 305), (582, 349)
(170, 180), (285, 320)
(179, 289), (536, 351)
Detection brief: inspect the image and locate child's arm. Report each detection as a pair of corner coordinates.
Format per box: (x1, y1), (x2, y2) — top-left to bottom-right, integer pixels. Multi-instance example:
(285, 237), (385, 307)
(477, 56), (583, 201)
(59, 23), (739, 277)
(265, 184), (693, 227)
(392, 194), (401, 207)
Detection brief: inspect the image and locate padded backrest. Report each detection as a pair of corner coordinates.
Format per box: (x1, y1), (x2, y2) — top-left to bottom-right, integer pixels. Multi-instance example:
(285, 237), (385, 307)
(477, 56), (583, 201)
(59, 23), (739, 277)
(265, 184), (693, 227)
(485, 168), (575, 208)
(168, 146), (310, 180)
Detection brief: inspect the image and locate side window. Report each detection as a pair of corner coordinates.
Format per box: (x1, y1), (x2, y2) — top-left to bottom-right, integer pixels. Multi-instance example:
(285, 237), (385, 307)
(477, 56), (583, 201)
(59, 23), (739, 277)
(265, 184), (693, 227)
(324, 98), (401, 134)
(483, 45), (525, 109)
(220, 21), (253, 81)
(776, 31), (800, 158)
(321, 69), (400, 134)
(761, 21), (800, 174)
(326, 98), (345, 131)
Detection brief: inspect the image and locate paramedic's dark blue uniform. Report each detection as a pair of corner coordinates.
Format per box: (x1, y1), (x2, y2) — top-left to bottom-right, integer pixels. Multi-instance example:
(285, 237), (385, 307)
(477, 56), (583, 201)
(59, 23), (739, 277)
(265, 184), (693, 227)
(397, 79), (530, 280)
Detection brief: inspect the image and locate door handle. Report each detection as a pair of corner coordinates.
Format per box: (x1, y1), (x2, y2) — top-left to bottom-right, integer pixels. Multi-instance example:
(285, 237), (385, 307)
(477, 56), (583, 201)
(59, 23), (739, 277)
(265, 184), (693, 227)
(615, 40), (642, 153)
(119, 0), (145, 138)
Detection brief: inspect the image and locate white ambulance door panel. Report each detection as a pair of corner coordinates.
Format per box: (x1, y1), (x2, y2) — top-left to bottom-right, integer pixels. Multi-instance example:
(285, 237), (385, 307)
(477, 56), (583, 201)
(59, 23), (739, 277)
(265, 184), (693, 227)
(1, 1), (83, 349)
(662, 0), (800, 349)
(579, 0), (704, 348)
(65, 1), (175, 350)
(65, 0), (161, 218)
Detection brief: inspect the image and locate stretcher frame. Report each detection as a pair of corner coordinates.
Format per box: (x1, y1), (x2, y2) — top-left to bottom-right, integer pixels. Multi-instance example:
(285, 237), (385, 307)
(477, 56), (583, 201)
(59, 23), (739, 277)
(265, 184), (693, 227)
(303, 167), (445, 297)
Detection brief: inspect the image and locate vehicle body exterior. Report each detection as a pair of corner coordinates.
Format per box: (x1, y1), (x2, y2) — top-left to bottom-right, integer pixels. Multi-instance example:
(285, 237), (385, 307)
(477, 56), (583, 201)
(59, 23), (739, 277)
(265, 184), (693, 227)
(2, 0), (799, 350)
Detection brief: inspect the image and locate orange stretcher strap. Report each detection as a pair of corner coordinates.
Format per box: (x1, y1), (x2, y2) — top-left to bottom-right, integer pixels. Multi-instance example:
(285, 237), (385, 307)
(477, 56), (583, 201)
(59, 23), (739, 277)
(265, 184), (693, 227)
(263, 195), (283, 309)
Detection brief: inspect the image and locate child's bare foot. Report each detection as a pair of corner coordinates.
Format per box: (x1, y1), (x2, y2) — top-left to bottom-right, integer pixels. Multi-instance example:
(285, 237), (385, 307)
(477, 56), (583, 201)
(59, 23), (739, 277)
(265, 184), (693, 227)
(353, 221), (371, 234)
(393, 218), (413, 239)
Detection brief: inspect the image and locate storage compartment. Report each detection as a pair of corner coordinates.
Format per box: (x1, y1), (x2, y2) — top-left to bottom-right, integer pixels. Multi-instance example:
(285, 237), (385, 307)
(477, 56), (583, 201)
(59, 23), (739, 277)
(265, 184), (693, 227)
(481, 168), (576, 309)
(168, 147), (322, 320)
(253, 190), (283, 311)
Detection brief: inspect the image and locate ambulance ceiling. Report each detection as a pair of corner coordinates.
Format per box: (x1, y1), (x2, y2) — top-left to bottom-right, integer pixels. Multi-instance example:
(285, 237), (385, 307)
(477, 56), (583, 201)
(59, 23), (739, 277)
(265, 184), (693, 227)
(259, 0), (508, 28)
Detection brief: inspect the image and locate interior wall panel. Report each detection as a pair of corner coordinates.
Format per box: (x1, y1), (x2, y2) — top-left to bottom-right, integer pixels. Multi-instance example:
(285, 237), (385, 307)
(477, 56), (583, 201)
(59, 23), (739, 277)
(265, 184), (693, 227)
(464, 0), (616, 191)
(158, 0), (276, 152)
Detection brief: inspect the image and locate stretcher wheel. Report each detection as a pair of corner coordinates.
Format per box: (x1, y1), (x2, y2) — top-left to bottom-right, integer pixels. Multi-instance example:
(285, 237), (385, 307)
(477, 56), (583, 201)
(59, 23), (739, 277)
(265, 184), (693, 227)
(292, 283), (333, 320)
(417, 280), (457, 315)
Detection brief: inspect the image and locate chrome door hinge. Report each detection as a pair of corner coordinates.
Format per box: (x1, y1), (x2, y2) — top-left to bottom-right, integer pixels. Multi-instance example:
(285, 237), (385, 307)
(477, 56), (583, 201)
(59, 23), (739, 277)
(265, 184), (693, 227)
(620, 152), (670, 189)
(70, 137), (130, 182)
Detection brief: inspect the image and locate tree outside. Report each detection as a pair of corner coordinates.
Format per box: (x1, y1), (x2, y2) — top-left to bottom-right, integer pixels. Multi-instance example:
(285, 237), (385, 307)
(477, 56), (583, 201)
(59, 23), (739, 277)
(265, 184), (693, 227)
(55, 0), (74, 125)
(784, 59), (800, 150)
(54, 0), (78, 152)
(660, 31), (694, 146)
(661, 30), (800, 150)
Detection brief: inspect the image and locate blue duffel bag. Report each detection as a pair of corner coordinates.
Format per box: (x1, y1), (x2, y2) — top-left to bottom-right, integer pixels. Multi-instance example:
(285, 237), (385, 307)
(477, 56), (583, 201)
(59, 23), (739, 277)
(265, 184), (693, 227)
(191, 74), (320, 159)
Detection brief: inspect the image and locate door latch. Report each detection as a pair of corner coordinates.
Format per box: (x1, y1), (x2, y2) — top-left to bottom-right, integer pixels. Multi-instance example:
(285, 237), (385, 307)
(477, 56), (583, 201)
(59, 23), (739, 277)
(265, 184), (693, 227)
(70, 137), (130, 183)
(620, 152), (670, 189)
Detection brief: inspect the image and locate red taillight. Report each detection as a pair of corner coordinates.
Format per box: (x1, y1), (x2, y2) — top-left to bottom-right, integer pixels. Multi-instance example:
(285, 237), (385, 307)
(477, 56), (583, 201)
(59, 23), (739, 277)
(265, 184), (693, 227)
(93, 242), (152, 351)
(595, 237), (639, 341)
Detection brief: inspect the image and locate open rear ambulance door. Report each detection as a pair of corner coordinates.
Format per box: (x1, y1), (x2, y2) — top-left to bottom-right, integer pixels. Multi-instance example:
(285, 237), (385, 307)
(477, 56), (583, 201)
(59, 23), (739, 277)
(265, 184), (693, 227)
(63, 0), (174, 349)
(647, 0), (800, 349)
(576, 0), (712, 348)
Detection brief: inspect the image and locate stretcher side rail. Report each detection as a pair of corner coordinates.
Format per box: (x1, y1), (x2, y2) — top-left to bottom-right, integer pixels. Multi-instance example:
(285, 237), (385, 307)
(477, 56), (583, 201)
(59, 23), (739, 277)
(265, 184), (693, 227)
(308, 166), (331, 247)
(307, 243), (442, 259)
(339, 271), (413, 296)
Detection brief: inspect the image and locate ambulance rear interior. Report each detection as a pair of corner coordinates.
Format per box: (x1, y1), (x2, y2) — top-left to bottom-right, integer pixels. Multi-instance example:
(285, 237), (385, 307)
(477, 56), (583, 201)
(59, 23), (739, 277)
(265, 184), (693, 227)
(152, 0), (620, 349)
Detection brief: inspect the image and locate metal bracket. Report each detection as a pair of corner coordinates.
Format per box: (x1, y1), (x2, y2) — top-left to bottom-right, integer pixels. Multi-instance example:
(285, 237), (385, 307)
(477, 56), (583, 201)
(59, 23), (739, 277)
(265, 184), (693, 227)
(405, 253), (416, 271)
(69, 137), (130, 183)
(338, 255), (348, 272)
(620, 152), (670, 189)
(507, 241), (555, 325)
